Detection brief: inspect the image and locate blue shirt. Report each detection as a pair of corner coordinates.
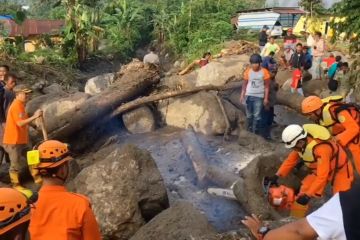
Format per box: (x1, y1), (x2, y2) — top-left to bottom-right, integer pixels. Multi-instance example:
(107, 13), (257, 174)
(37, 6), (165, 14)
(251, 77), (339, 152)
(328, 62), (339, 79)
(262, 57), (277, 72)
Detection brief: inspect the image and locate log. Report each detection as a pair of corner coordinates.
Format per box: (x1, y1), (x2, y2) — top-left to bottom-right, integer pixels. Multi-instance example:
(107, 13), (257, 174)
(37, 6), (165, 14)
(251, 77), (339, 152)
(180, 125), (239, 187)
(276, 89), (304, 112)
(181, 126), (209, 186)
(47, 66), (160, 140)
(110, 82), (242, 117)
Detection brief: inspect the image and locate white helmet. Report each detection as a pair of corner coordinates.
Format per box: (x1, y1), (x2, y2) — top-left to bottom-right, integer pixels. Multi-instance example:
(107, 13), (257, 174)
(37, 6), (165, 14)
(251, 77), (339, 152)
(282, 124), (307, 149)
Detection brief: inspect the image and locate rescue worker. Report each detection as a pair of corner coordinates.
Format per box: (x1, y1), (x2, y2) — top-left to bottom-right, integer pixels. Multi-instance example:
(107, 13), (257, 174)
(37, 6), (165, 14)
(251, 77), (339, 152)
(0, 188), (31, 240)
(3, 85), (43, 190)
(29, 140), (101, 240)
(302, 95), (360, 174)
(243, 182), (360, 240)
(266, 124), (353, 209)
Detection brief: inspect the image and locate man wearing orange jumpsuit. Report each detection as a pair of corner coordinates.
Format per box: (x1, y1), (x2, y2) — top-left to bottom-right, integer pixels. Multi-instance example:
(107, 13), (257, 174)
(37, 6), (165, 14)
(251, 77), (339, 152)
(267, 124), (353, 207)
(302, 96), (360, 174)
(29, 140), (101, 240)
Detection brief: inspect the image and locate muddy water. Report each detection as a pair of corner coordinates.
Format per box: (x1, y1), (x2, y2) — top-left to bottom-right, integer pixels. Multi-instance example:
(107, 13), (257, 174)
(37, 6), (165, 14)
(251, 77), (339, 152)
(115, 127), (261, 232)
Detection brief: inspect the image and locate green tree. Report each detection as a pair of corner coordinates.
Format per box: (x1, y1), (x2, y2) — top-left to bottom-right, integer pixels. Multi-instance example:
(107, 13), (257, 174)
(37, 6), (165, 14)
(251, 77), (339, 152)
(300, 0), (328, 16)
(331, 0), (360, 53)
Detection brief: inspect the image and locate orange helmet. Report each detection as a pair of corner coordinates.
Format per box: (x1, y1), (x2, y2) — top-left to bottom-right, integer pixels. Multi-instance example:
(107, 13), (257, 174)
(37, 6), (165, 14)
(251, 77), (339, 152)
(0, 188), (31, 235)
(36, 140), (73, 169)
(301, 96), (323, 114)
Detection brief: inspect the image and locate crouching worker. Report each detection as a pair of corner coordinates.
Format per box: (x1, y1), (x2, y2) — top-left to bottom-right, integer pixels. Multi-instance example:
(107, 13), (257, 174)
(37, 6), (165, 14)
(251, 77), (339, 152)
(243, 182), (360, 240)
(266, 124), (353, 215)
(28, 140), (101, 240)
(0, 188), (31, 240)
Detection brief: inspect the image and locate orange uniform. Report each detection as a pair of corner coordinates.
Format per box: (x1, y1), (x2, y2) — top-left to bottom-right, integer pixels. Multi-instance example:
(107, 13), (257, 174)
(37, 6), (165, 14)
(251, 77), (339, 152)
(29, 185), (101, 240)
(319, 102), (360, 174)
(277, 136), (353, 197)
(3, 99), (29, 144)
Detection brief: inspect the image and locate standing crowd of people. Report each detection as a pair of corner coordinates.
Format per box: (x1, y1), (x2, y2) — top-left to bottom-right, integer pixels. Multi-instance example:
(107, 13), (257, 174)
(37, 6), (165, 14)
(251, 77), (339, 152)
(246, 26), (353, 140)
(0, 65), (101, 239)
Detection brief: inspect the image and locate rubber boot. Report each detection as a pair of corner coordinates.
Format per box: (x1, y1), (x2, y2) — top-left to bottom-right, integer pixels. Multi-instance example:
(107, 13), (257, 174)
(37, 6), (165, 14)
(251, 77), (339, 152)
(9, 171), (25, 189)
(290, 202), (309, 219)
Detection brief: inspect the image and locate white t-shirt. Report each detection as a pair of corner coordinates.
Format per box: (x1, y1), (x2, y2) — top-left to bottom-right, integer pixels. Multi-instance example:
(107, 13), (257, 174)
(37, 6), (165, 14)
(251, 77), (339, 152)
(307, 35), (315, 48)
(307, 194), (346, 240)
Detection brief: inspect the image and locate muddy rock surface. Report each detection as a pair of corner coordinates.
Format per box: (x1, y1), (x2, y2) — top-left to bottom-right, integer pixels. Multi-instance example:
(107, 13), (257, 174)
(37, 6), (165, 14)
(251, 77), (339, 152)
(122, 106), (156, 134)
(71, 144), (169, 239)
(130, 201), (218, 240)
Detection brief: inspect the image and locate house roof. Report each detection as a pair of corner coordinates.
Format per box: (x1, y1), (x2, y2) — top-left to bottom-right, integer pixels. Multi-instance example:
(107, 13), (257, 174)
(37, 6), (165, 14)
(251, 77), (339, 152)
(236, 7), (307, 15)
(0, 19), (65, 37)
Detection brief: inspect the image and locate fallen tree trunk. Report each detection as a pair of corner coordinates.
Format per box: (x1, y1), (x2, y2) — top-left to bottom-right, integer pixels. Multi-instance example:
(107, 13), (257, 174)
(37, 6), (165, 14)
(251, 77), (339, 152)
(47, 64), (160, 140)
(276, 89), (304, 112)
(181, 126), (209, 186)
(181, 126), (239, 187)
(110, 82), (242, 117)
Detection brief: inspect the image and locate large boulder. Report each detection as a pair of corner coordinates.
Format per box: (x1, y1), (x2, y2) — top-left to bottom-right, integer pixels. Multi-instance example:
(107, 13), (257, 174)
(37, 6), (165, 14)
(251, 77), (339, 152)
(159, 91), (227, 135)
(122, 106), (156, 134)
(84, 73), (115, 95)
(196, 55), (248, 87)
(130, 202), (217, 240)
(72, 145), (169, 239)
(233, 152), (301, 220)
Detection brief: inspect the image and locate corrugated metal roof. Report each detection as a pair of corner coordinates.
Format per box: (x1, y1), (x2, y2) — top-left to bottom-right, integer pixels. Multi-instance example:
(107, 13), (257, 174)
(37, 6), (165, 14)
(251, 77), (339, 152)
(0, 19), (65, 37)
(236, 7), (307, 15)
(273, 8), (307, 14)
(237, 12), (280, 29)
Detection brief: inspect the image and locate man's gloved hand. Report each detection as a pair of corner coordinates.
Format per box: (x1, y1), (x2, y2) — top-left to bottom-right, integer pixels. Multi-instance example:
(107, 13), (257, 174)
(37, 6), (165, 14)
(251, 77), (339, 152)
(264, 175), (279, 186)
(296, 194), (311, 206)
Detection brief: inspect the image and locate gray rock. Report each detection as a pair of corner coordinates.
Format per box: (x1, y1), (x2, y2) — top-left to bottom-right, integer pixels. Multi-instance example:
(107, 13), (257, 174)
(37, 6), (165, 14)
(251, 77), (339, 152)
(84, 73), (115, 95)
(122, 106), (156, 134)
(42, 83), (65, 95)
(72, 145), (169, 239)
(158, 91), (227, 135)
(173, 60), (181, 68)
(196, 57), (247, 87)
(130, 202), (217, 240)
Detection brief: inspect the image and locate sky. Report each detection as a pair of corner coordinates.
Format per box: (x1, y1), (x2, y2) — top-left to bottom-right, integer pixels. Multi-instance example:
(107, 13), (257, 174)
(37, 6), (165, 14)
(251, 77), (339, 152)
(265, 0), (341, 8)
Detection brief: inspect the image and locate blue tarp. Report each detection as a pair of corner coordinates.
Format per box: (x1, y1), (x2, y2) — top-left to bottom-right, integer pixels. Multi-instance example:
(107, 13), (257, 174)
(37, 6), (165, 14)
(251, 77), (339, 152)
(0, 15), (13, 20)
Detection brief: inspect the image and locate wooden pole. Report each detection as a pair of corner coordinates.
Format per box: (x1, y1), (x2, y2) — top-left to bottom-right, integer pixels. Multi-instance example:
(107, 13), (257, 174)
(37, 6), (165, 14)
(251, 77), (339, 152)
(40, 116), (48, 141)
